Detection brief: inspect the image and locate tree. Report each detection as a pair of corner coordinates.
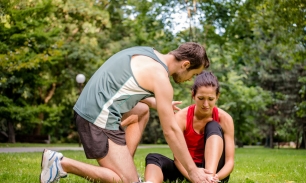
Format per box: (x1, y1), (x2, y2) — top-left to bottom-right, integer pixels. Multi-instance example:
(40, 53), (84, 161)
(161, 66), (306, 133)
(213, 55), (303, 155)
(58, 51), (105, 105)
(0, 0), (111, 142)
(0, 0), (65, 142)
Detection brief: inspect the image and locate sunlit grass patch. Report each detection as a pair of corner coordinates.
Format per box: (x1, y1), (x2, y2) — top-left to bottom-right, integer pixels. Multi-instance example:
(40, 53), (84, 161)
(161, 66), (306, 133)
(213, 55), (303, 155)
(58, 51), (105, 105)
(0, 146), (305, 183)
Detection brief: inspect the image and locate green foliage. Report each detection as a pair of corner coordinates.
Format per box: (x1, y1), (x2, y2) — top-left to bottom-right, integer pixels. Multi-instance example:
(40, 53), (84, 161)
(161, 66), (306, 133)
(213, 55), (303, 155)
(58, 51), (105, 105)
(1, 1), (62, 137)
(229, 0), (305, 143)
(0, 0), (304, 145)
(296, 76), (306, 118)
(0, 0), (112, 140)
(217, 71), (272, 145)
(191, 0), (306, 145)
(143, 109), (167, 144)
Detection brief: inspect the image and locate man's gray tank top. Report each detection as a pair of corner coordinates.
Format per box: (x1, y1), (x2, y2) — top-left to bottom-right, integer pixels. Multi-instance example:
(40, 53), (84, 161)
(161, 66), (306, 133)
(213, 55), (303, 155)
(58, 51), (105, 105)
(73, 46), (168, 130)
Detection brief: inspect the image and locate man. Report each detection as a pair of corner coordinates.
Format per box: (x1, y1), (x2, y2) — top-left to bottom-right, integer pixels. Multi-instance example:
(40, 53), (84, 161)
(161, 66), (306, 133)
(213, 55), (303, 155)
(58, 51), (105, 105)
(40, 42), (211, 183)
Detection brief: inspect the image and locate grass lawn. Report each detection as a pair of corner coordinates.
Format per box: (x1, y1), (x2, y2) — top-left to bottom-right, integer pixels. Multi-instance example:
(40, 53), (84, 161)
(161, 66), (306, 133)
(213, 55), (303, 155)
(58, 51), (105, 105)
(0, 145), (305, 183)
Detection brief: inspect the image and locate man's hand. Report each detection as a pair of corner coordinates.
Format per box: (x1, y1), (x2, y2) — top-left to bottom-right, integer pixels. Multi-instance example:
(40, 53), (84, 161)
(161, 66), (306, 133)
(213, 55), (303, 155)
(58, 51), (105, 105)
(189, 168), (219, 183)
(211, 173), (220, 183)
(172, 101), (182, 113)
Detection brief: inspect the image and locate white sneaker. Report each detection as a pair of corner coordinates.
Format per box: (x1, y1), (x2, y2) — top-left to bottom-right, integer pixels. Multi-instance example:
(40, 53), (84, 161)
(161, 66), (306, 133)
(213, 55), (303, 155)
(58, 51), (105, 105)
(40, 149), (67, 183)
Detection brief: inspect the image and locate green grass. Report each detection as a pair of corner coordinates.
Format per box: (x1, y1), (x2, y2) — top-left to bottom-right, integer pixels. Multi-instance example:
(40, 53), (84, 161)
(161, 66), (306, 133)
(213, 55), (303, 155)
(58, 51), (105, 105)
(0, 145), (305, 183)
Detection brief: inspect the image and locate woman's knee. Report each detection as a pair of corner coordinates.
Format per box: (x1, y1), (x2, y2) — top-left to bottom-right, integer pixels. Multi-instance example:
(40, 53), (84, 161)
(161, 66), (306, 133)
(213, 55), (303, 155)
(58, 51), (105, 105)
(205, 121), (221, 132)
(204, 121), (223, 140)
(135, 102), (150, 117)
(145, 153), (163, 166)
(121, 102), (149, 127)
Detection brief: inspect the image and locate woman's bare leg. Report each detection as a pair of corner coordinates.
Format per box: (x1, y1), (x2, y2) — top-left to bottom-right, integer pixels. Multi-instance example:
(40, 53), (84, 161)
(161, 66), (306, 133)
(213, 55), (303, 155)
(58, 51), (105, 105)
(121, 102), (149, 157)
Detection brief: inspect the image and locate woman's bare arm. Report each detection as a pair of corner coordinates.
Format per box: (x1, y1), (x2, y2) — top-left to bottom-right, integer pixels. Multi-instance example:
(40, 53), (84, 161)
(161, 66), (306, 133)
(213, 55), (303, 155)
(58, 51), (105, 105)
(217, 108), (235, 180)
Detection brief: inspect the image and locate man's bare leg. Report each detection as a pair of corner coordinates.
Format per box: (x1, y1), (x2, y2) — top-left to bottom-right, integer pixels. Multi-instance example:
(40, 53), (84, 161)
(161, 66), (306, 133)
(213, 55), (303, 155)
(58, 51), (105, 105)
(61, 139), (139, 183)
(121, 102), (150, 157)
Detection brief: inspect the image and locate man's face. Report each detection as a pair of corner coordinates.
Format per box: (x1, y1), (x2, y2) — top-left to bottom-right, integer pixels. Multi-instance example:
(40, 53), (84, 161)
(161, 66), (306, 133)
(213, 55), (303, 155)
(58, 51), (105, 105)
(172, 65), (204, 83)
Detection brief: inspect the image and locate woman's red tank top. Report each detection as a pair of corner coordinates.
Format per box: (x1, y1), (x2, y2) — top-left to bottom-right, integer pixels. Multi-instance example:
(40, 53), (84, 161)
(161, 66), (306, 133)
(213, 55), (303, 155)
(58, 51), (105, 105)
(183, 104), (220, 163)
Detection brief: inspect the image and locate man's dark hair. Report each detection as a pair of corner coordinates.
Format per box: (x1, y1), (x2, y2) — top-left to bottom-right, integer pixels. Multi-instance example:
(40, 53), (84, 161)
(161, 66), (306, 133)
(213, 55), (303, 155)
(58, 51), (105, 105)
(169, 42), (210, 70)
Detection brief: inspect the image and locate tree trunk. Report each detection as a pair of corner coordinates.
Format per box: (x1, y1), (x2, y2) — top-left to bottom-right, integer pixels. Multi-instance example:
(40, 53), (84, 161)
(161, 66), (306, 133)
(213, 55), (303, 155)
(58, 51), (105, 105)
(300, 124), (306, 149)
(7, 120), (15, 143)
(34, 83), (57, 136)
(264, 133), (270, 147)
(33, 113), (44, 135)
(296, 130), (300, 149)
(269, 124), (274, 149)
(300, 133), (305, 149)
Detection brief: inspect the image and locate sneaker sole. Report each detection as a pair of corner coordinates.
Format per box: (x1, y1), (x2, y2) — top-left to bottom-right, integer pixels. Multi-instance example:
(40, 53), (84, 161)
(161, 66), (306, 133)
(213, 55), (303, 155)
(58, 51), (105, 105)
(40, 149), (49, 183)
(40, 149), (45, 183)
(40, 149), (57, 183)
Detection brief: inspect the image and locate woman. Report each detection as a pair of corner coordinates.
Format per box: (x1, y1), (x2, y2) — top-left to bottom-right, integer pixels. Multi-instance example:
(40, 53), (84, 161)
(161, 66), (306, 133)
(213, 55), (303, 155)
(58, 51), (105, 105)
(144, 71), (235, 183)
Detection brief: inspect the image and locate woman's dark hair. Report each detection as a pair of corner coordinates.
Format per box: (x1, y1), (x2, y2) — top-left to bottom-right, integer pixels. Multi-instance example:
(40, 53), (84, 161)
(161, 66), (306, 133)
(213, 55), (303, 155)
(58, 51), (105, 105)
(191, 71), (220, 96)
(169, 42), (210, 70)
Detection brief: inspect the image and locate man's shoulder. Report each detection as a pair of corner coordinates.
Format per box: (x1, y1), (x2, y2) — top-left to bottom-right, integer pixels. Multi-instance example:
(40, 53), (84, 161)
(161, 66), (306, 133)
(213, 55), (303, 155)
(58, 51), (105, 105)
(132, 55), (168, 75)
(122, 46), (153, 53)
(111, 46), (153, 59)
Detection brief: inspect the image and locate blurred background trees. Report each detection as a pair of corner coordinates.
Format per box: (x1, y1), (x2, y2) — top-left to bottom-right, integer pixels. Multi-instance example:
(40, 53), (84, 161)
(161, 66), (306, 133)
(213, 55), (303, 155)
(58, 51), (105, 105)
(0, 0), (305, 148)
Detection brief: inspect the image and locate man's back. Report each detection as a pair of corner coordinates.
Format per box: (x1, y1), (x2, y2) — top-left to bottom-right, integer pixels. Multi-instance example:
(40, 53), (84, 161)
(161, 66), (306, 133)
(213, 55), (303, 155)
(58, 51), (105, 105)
(73, 46), (168, 130)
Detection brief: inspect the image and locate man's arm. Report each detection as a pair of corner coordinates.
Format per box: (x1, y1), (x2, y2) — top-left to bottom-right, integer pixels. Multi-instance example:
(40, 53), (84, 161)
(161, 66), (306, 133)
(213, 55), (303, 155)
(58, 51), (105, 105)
(173, 108), (191, 180)
(140, 97), (182, 112)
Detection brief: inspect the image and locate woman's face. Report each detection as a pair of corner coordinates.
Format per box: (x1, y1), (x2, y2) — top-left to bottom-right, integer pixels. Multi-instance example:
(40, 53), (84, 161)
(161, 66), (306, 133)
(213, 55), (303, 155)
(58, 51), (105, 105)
(193, 86), (219, 115)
